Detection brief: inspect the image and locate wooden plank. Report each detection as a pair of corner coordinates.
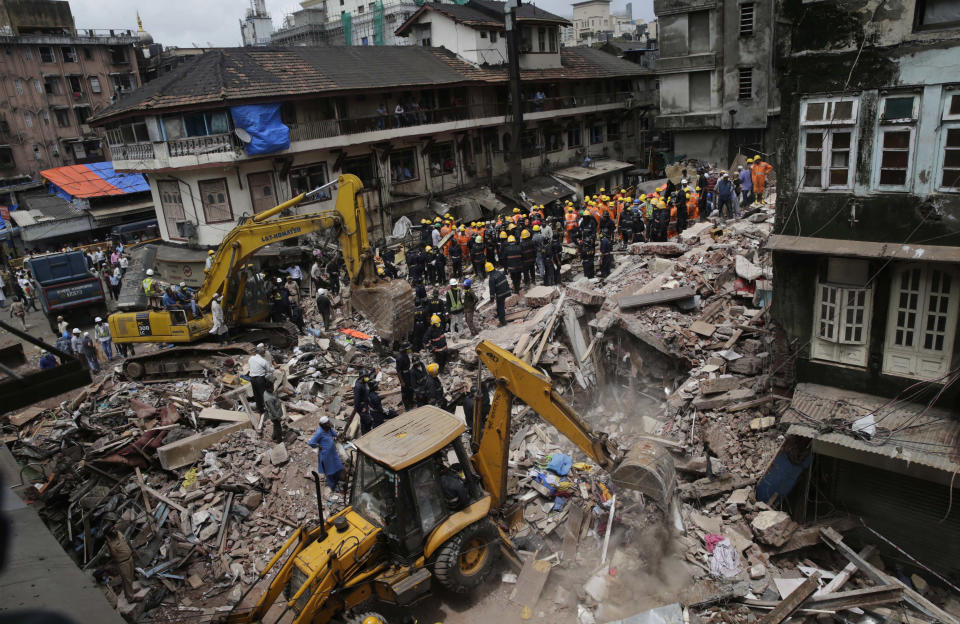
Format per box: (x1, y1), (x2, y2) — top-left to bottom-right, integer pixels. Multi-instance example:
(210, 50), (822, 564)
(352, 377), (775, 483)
(760, 572), (820, 624)
(156, 421), (251, 470)
(561, 504), (585, 563)
(820, 528), (959, 624)
(820, 545), (877, 594)
(197, 408), (249, 423)
(134, 467), (153, 515)
(509, 556), (552, 619)
(723, 328), (744, 349)
(741, 584), (902, 612)
(726, 394), (785, 413)
(532, 293), (565, 366)
(142, 484), (187, 515)
(8, 406), (45, 427)
(618, 286), (696, 310)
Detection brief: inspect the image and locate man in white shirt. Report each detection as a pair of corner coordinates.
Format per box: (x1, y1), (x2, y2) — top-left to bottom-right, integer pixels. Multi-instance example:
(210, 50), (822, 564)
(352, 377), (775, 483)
(210, 293), (229, 345)
(248, 343), (274, 413)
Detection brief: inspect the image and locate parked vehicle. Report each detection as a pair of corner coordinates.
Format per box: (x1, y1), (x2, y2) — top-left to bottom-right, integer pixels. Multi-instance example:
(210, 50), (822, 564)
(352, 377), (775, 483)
(25, 251), (106, 333)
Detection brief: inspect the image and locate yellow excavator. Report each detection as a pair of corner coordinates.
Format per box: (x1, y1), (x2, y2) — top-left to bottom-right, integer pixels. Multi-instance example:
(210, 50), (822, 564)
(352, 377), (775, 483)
(109, 174), (413, 381)
(223, 340), (674, 624)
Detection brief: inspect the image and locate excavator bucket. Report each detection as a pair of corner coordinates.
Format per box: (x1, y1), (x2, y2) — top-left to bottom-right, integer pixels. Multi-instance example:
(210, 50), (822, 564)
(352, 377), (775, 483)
(610, 439), (677, 510)
(353, 279), (415, 342)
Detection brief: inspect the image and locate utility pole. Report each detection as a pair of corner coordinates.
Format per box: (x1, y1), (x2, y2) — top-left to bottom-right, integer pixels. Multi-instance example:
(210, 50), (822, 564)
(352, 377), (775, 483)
(505, 0), (523, 195)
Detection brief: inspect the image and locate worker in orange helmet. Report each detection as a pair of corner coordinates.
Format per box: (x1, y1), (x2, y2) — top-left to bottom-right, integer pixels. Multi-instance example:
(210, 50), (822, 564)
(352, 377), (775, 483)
(751, 156), (773, 206)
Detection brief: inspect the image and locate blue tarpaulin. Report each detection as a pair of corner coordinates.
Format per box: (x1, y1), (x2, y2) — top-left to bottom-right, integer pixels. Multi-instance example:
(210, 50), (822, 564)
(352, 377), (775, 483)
(230, 104), (290, 156)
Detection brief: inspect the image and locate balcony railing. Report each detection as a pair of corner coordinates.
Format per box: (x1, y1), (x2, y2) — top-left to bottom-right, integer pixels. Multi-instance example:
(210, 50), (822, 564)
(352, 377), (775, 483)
(109, 142), (154, 160)
(168, 133), (239, 157)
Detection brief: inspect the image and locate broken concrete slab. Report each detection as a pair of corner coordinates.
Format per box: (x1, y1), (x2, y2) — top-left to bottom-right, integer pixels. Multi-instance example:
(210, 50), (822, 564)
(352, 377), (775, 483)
(197, 408), (249, 423)
(689, 320), (717, 337)
(617, 286), (697, 310)
(269, 443), (289, 465)
(629, 241), (689, 256)
(751, 510), (798, 547)
(692, 387), (756, 410)
(566, 281), (606, 306)
(157, 421), (252, 470)
(699, 376), (739, 395)
(524, 285), (559, 306)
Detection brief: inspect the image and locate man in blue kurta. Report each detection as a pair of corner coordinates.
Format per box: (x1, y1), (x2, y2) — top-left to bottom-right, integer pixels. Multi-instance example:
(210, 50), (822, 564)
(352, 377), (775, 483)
(308, 416), (344, 491)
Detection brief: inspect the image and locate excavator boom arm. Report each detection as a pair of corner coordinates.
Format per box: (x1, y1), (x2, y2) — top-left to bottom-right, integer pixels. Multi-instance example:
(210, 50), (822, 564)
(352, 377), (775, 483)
(196, 174), (372, 309)
(473, 339), (676, 509)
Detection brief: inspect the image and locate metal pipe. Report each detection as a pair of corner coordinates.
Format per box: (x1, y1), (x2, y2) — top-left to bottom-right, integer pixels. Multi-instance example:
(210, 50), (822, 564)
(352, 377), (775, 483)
(311, 470), (328, 542)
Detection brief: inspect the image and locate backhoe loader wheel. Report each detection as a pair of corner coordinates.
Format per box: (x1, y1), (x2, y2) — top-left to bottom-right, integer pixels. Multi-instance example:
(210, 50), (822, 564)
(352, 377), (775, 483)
(348, 611), (388, 624)
(434, 518), (499, 594)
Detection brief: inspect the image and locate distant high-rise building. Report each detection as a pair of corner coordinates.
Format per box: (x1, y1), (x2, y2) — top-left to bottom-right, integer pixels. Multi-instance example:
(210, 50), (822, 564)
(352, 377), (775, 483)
(240, 0), (274, 46)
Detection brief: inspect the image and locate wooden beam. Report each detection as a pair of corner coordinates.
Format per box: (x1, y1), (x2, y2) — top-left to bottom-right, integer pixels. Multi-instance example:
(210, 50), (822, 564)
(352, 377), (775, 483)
(156, 421), (251, 470)
(142, 484), (187, 515)
(532, 293), (565, 365)
(820, 528), (959, 624)
(820, 544), (877, 594)
(760, 572), (820, 624)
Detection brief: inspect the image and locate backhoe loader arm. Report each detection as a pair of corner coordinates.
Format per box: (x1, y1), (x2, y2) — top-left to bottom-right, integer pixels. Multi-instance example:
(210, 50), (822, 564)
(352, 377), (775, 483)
(473, 340), (622, 508)
(196, 174), (373, 309)
(473, 339), (676, 509)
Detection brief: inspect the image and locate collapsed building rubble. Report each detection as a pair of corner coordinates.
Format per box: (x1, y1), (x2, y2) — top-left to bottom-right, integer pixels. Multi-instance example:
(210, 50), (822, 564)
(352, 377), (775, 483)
(3, 193), (959, 624)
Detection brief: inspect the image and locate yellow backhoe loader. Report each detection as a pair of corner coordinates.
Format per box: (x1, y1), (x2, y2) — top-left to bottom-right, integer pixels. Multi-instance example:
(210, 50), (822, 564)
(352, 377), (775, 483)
(224, 340), (674, 624)
(109, 174), (413, 381)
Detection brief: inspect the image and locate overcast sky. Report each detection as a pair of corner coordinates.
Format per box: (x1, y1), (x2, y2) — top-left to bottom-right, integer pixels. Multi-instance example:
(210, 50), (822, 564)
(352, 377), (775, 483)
(68, 0), (654, 49)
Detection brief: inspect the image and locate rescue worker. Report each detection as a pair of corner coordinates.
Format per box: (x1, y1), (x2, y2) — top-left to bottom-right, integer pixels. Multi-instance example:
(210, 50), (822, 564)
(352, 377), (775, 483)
(205, 249), (215, 270)
(94, 317), (113, 362)
(248, 343), (274, 413)
(142, 268), (161, 309)
(599, 232), (613, 278)
(307, 416), (344, 492)
(676, 179), (690, 233)
(581, 235), (596, 279)
(264, 390), (286, 443)
(564, 206), (578, 243)
(619, 203), (635, 246)
(551, 227), (564, 282)
(538, 227), (555, 286)
(315, 287), (332, 329)
(716, 173), (735, 219)
(469, 235), (486, 277)
(448, 234), (463, 279)
(418, 362), (444, 408)
(430, 244), (447, 285)
(484, 222), (498, 263)
(446, 278), (466, 338)
(395, 341), (414, 409)
(366, 385), (395, 430)
(70, 327), (83, 356)
(210, 292), (229, 346)
(501, 234), (524, 294)
(39, 349), (57, 370)
(326, 254), (342, 296)
(599, 211), (615, 239)
(486, 262), (511, 326)
(410, 299), (428, 351)
(81, 331), (99, 373)
(738, 164), (753, 207)
(351, 369), (372, 431)
(519, 229), (537, 286)
(751, 157), (773, 206)
(462, 278), (478, 336)
(651, 200), (670, 241)
(497, 230), (508, 267)
(424, 314), (449, 373)
(579, 209), (597, 240)
(426, 287), (445, 327)
(407, 244), (426, 285)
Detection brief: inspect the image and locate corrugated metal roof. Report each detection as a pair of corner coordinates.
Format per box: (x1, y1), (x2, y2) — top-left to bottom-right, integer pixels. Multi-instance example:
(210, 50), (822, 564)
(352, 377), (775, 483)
(784, 383), (960, 474)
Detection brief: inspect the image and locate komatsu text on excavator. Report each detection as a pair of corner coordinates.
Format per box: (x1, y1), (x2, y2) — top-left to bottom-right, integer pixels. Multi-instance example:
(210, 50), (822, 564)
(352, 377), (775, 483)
(108, 174), (413, 381)
(222, 340), (675, 624)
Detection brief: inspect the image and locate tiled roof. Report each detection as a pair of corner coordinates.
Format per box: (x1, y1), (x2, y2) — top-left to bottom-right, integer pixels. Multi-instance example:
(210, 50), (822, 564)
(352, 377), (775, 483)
(396, 0), (569, 35)
(92, 46), (647, 123)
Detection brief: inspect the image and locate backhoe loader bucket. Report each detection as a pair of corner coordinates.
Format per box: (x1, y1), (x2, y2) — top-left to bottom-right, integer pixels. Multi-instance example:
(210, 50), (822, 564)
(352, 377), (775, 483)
(610, 439), (677, 510)
(353, 279), (415, 342)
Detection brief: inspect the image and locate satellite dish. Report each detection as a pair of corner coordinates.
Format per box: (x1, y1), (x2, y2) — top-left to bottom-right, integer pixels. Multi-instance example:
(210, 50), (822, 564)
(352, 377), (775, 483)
(235, 128), (252, 143)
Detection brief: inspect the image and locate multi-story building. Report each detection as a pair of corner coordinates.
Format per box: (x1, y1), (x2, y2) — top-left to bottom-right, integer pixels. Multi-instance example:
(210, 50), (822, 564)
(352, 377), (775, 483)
(92, 1), (652, 250)
(571, 0), (635, 46)
(653, 0), (777, 164)
(287, 0), (423, 47)
(0, 0), (140, 181)
(240, 0), (275, 47)
(766, 0), (960, 578)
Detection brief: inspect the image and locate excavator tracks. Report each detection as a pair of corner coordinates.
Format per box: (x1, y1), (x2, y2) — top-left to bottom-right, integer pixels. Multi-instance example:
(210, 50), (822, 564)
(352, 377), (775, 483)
(121, 322), (299, 383)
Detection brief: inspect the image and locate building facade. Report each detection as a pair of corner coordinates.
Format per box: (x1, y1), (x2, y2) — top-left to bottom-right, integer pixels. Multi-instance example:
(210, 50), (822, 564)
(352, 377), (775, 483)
(571, 0), (635, 46)
(653, 0), (777, 164)
(240, 0), (275, 47)
(767, 0), (960, 577)
(282, 0), (422, 47)
(0, 0), (140, 182)
(92, 40), (652, 248)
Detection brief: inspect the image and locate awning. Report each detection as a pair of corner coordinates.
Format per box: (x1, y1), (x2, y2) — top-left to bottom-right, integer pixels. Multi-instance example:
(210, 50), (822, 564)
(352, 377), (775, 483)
(16, 214), (93, 242)
(553, 159), (636, 183)
(523, 175), (576, 205)
(782, 383), (960, 474)
(766, 235), (960, 264)
(39, 162), (149, 201)
(88, 199), (155, 222)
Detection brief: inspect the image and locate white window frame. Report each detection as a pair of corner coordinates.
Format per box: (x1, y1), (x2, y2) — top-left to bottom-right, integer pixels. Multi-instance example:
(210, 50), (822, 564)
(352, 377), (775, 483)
(811, 280), (872, 368)
(799, 96), (859, 191)
(882, 264), (959, 380)
(937, 92), (960, 192)
(872, 94), (918, 191)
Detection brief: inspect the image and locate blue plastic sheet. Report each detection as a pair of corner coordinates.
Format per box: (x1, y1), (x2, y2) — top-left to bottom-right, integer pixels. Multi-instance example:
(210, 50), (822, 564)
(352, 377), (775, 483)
(546, 453), (572, 476)
(230, 104), (290, 156)
(756, 451), (812, 504)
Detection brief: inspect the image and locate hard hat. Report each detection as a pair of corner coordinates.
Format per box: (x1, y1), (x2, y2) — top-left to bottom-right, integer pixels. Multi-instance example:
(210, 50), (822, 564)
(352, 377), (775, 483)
(520, 230), (530, 239)
(179, 281), (186, 287)
(599, 187), (605, 192)
(276, 277), (282, 283)
(430, 314), (442, 326)
(532, 225), (541, 231)
(319, 415), (330, 425)
(449, 278), (458, 286)
(463, 278), (472, 287)
(581, 210), (589, 216)
(83, 331), (90, 336)
(459, 225), (465, 231)
(72, 328), (80, 334)
(377, 267), (385, 275)
(425, 245), (432, 252)
(681, 179), (688, 185)
(434, 223), (441, 228)
(475, 235), (482, 243)
(513, 207), (521, 213)
(633, 199), (640, 204)
(95, 317), (102, 323)
(146, 269), (154, 276)
(208, 250), (215, 255)
(640, 194), (647, 200)
(427, 363), (439, 376)
(317, 288), (326, 296)
(434, 216), (441, 221)
(485, 262), (494, 272)
(499, 232), (507, 239)
(696, 186), (701, 191)
(57, 315), (63, 320)
(507, 235), (516, 243)
(361, 617), (384, 624)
